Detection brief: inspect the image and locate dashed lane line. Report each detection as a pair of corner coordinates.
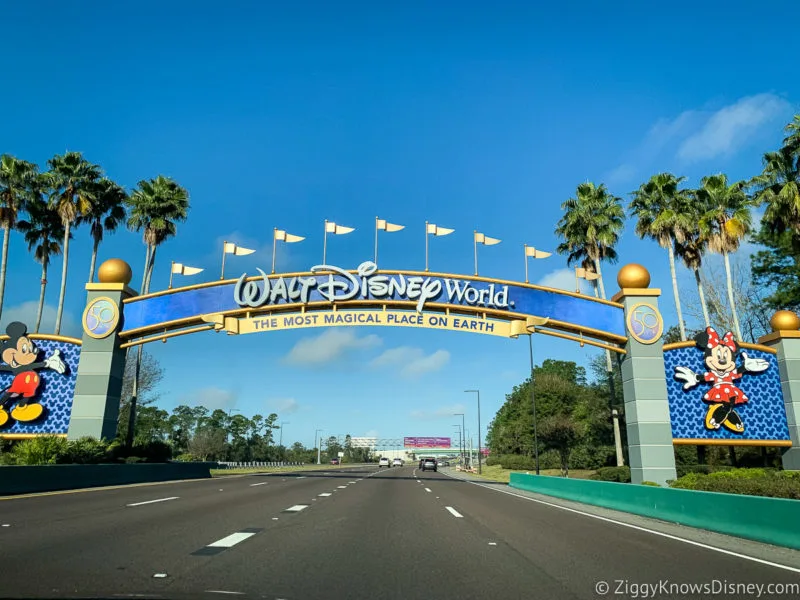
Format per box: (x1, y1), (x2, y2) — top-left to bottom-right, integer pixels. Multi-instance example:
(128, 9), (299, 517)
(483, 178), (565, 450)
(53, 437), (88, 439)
(425, 488), (432, 493)
(192, 528), (263, 556)
(249, 482), (268, 487)
(318, 493), (332, 497)
(337, 485), (347, 489)
(445, 506), (464, 518)
(126, 496), (179, 507)
(283, 505), (309, 513)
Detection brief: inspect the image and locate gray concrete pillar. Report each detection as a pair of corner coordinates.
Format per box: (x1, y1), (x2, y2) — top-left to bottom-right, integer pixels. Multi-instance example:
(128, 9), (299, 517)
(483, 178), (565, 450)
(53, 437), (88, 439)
(67, 259), (136, 441)
(758, 310), (800, 470)
(612, 264), (677, 486)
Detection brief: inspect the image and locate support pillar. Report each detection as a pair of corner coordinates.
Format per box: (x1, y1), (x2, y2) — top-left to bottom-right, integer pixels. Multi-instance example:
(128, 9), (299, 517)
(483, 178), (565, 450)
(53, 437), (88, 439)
(758, 310), (800, 470)
(612, 264), (677, 486)
(67, 259), (136, 441)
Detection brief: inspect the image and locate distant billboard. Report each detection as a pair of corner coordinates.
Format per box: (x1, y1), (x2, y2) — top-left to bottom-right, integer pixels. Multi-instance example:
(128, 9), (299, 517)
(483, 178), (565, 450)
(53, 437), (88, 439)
(404, 436), (451, 448)
(349, 437), (377, 448)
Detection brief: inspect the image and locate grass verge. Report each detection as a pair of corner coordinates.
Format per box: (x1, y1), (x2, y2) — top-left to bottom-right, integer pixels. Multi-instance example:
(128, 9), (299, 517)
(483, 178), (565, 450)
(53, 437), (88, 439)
(452, 464), (597, 483)
(210, 463), (360, 477)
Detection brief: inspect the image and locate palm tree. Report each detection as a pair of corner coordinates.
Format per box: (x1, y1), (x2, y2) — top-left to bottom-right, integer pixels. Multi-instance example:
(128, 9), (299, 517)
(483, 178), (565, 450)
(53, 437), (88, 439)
(125, 175), (189, 448)
(673, 226), (711, 328)
(45, 152), (102, 334)
(751, 145), (800, 243)
(17, 195), (68, 332)
(126, 176), (190, 294)
(78, 178), (128, 283)
(555, 182), (625, 300)
(0, 155), (39, 322)
(696, 174), (755, 340)
(629, 173), (692, 340)
(782, 114), (800, 155)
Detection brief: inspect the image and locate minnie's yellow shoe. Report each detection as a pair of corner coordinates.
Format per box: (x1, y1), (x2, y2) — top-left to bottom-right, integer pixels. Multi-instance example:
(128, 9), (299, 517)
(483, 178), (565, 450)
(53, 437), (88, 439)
(11, 403), (43, 422)
(0, 408), (9, 427)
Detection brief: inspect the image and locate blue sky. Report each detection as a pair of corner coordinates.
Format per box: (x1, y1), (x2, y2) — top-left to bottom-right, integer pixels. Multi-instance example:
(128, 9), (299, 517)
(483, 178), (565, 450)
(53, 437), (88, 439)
(2, 1), (798, 448)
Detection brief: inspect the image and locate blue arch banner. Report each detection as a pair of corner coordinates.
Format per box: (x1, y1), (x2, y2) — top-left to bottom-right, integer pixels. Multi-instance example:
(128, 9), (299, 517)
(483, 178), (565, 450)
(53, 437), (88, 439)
(121, 261), (624, 338)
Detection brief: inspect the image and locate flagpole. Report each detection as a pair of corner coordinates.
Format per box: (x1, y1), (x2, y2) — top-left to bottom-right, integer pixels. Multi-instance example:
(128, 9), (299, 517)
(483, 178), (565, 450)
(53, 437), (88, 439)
(220, 240), (227, 280)
(575, 268), (580, 293)
(272, 228), (278, 274)
(474, 230), (479, 276)
(169, 261), (175, 289)
(323, 220), (328, 264)
(374, 216), (379, 265)
(425, 221), (429, 272)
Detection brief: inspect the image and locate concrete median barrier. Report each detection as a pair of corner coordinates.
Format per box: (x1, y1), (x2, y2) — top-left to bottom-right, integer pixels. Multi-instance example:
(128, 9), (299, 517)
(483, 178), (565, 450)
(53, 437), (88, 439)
(510, 472), (800, 550)
(0, 462), (215, 496)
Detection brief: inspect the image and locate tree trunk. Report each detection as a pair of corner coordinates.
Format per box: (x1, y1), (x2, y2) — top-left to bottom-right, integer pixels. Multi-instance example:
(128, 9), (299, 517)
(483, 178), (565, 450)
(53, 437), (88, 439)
(141, 244), (151, 293)
(667, 243), (686, 341)
(88, 237), (100, 283)
(723, 251), (743, 339)
(35, 262), (47, 333)
(593, 258), (607, 300)
(54, 221), (71, 335)
(696, 445), (706, 466)
(145, 244), (158, 294)
(0, 226), (10, 323)
(695, 268), (710, 328)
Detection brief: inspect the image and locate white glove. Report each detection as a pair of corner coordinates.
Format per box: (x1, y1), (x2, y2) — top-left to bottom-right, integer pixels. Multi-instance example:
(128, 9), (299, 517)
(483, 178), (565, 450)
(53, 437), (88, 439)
(44, 350), (66, 374)
(741, 351), (769, 373)
(674, 366), (700, 390)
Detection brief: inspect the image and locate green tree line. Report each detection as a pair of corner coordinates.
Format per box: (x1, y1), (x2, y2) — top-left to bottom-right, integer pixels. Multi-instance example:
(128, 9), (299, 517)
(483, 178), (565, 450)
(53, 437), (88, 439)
(0, 151), (190, 333)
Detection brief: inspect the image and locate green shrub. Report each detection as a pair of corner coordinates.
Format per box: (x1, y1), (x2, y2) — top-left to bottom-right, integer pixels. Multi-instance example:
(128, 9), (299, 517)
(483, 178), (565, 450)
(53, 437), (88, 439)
(669, 469), (800, 499)
(131, 440), (172, 463)
(591, 466), (631, 483)
(9, 436), (69, 465)
(124, 456), (146, 464)
(568, 445), (616, 470)
(485, 455), (501, 466)
(63, 437), (110, 464)
(640, 481), (661, 486)
(174, 453), (196, 462)
(499, 454), (538, 470)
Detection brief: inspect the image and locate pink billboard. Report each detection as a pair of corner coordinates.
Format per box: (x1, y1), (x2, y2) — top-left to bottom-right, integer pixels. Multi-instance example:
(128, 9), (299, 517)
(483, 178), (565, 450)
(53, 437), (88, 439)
(404, 436), (451, 448)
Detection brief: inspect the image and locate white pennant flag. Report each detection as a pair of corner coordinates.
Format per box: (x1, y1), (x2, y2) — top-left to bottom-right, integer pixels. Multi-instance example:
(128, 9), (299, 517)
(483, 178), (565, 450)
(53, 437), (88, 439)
(426, 223), (454, 236)
(325, 222), (355, 235)
(576, 267), (600, 281)
(275, 229), (305, 243)
(224, 242), (256, 256)
(171, 263), (204, 276)
(525, 246), (552, 258)
(376, 219), (405, 232)
(474, 232), (501, 246)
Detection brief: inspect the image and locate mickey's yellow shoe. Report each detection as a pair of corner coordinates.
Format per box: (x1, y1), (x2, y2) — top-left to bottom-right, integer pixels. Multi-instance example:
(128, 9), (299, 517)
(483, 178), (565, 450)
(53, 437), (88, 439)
(11, 403), (43, 423)
(0, 408), (8, 427)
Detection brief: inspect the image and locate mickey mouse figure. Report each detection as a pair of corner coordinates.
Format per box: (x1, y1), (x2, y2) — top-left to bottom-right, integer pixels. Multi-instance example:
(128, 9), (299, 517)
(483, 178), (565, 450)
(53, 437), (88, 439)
(0, 322), (66, 427)
(674, 326), (769, 433)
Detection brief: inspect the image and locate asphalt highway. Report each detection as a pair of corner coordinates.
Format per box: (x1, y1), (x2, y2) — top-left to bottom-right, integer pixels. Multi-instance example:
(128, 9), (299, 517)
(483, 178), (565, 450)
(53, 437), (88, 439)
(1, 465), (799, 599)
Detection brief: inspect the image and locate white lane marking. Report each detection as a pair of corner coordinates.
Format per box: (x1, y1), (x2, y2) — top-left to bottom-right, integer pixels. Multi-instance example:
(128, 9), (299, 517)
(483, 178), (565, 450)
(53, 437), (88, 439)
(272, 517), (279, 520)
(297, 476), (307, 479)
(126, 496), (179, 507)
(348, 481), (357, 484)
(446, 506), (464, 518)
(1, 523), (10, 527)
(436, 496), (440, 499)
(318, 493), (332, 497)
(444, 473), (800, 575)
(153, 573), (168, 578)
(206, 590), (245, 595)
(249, 482), (268, 487)
(337, 485), (347, 489)
(208, 532), (256, 548)
(284, 504), (309, 512)
(218, 488), (223, 491)
(425, 488), (432, 493)
(488, 542), (497, 546)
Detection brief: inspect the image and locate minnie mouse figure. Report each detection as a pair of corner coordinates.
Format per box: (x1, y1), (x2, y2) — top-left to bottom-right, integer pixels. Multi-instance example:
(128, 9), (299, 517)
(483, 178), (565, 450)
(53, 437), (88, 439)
(674, 326), (769, 433)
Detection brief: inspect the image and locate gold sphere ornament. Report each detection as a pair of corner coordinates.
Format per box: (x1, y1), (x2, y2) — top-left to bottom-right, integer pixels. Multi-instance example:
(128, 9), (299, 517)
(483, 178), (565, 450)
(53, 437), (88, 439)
(769, 310), (800, 332)
(97, 258), (133, 285)
(617, 263), (651, 289)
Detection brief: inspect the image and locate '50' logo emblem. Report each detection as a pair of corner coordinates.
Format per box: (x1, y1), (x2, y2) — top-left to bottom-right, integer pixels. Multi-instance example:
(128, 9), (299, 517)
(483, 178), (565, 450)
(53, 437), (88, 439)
(626, 303), (663, 344)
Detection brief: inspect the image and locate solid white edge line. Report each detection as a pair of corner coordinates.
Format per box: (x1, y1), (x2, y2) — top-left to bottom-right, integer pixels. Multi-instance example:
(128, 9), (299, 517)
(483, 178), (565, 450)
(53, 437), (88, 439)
(444, 473), (800, 574)
(445, 506), (463, 518)
(249, 482), (268, 487)
(207, 532), (256, 548)
(126, 496), (179, 507)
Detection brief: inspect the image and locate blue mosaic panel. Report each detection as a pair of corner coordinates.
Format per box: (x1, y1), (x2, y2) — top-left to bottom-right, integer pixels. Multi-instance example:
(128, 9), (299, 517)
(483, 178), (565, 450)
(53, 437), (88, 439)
(664, 346), (790, 442)
(0, 340), (80, 436)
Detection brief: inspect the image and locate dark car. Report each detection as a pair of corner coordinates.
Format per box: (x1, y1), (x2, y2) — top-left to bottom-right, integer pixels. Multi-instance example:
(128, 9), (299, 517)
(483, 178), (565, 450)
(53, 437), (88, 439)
(420, 458), (437, 472)
(330, 458), (340, 465)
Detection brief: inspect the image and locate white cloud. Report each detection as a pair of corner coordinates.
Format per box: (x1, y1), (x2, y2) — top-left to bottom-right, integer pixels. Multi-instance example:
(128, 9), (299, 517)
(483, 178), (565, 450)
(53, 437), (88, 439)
(364, 429), (379, 438)
(678, 94), (791, 162)
(410, 403), (466, 421)
(0, 301), (80, 338)
(537, 268), (592, 294)
(370, 346), (450, 378)
(605, 164), (636, 185)
(268, 398), (301, 414)
(184, 387), (237, 410)
(284, 328), (381, 365)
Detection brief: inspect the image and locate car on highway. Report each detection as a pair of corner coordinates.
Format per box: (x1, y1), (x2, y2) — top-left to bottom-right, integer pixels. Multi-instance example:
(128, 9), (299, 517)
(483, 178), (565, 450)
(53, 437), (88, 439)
(330, 458), (340, 465)
(378, 457), (390, 468)
(420, 457), (437, 472)
(392, 458), (403, 467)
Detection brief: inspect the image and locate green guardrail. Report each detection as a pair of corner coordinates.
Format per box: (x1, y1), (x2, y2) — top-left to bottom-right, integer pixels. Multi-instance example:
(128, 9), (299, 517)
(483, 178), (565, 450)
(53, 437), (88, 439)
(0, 462), (215, 496)
(509, 473), (800, 550)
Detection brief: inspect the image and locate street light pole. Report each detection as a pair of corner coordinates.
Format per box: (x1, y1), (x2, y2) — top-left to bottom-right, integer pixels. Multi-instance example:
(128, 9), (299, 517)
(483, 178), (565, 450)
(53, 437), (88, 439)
(453, 424), (462, 466)
(454, 413), (465, 466)
(279, 421), (289, 448)
(464, 390), (482, 474)
(315, 429), (323, 465)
